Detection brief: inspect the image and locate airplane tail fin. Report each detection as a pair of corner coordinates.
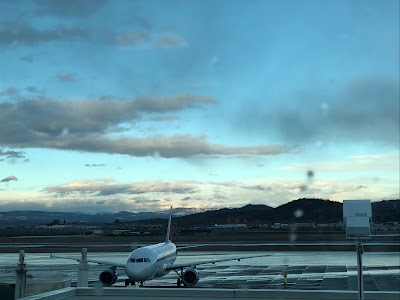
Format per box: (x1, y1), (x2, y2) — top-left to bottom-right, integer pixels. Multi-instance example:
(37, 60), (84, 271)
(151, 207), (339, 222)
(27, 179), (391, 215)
(165, 206), (173, 243)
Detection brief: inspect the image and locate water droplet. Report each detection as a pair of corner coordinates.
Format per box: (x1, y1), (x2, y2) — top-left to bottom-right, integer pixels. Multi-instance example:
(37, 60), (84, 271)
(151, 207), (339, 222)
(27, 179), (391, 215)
(289, 233), (297, 242)
(294, 209), (304, 218)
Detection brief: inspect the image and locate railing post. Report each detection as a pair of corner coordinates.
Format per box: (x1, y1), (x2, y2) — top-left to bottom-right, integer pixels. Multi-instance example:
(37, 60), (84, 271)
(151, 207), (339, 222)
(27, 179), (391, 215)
(15, 250), (27, 299)
(356, 241), (364, 300)
(77, 248), (89, 287)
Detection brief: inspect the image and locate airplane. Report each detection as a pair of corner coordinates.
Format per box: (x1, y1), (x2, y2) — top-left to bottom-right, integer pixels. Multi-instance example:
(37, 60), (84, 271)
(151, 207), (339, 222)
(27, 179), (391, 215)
(51, 207), (271, 287)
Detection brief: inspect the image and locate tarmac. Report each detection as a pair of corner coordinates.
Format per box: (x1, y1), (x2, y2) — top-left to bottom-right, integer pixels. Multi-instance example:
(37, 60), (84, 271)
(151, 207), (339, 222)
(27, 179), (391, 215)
(0, 252), (399, 292)
(136, 263), (400, 291)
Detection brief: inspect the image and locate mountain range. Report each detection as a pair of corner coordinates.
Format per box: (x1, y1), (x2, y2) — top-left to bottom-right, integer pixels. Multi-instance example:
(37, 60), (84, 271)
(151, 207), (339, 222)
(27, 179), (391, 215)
(0, 207), (202, 227)
(1, 198), (399, 227)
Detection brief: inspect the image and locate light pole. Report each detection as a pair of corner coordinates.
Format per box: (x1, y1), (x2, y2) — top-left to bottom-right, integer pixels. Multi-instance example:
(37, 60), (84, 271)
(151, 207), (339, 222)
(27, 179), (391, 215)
(356, 240), (364, 300)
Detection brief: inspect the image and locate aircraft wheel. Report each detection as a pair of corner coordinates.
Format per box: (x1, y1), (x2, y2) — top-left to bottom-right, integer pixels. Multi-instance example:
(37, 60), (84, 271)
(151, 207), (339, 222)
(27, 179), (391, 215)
(124, 279), (130, 286)
(177, 278), (182, 287)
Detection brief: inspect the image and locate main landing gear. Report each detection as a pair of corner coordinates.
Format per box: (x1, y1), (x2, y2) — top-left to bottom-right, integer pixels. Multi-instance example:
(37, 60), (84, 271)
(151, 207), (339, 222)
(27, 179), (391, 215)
(174, 268), (187, 287)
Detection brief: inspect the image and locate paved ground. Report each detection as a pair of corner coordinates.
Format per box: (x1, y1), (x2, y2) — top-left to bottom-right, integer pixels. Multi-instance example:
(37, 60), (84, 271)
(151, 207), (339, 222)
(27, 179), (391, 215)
(142, 263), (400, 291)
(1, 252), (399, 292)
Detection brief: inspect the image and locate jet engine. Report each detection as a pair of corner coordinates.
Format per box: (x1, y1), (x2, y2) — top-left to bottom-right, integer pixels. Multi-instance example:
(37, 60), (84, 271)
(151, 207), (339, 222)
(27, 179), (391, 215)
(182, 268), (199, 286)
(99, 268), (118, 286)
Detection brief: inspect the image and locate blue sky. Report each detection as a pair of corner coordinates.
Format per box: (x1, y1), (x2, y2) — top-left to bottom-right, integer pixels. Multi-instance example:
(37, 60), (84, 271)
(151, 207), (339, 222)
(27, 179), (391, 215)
(0, 0), (399, 213)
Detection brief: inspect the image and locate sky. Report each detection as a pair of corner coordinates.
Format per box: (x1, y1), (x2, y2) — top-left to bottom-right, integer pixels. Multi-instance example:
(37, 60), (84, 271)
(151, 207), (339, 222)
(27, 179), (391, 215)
(0, 0), (399, 213)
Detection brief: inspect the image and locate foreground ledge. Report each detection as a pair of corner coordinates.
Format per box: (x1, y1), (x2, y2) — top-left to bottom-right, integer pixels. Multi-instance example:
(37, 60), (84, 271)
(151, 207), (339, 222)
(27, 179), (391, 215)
(21, 287), (400, 300)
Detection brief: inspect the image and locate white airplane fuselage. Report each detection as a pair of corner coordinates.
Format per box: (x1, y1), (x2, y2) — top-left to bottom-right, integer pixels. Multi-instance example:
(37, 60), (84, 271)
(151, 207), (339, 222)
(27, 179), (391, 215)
(125, 242), (177, 282)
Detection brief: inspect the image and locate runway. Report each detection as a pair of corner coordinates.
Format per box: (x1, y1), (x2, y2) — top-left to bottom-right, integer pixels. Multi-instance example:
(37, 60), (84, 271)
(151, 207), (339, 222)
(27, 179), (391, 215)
(0, 252), (399, 292)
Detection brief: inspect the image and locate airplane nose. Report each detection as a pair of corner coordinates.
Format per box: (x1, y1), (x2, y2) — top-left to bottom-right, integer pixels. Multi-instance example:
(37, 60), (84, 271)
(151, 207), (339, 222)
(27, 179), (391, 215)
(125, 264), (151, 281)
(125, 264), (135, 279)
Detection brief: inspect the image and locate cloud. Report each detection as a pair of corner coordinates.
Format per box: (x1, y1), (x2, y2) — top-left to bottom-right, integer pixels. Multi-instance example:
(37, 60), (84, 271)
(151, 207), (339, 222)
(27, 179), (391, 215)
(0, 21), (88, 46)
(133, 198), (160, 204)
(114, 31), (188, 49)
(0, 197), (166, 213)
(282, 152), (399, 173)
(0, 11), (186, 50)
(2, 176), (398, 212)
(44, 134), (290, 158)
(149, 115), (180, 122)
(240, 184), (272, 192)
(155, 34), (189, 48)
(1, 87), (43, 101)
(43, 179), (199, 196)
(1, 175), (18, 183)
(0, 88), (19, 96)
(0, 149), (26, 162)
(115, 31), (149, 47)
(0, 19), (151, 48)
(35, 0), (106, 18)
(25, 87), (43, 94)
(236, 77), (399, 146)
(0, 94), (213, 135)
(57, 73), (78, 82)
(0, 94), (291, 158)
(85, 164), (106, 167)
(20, 54), (34, 63)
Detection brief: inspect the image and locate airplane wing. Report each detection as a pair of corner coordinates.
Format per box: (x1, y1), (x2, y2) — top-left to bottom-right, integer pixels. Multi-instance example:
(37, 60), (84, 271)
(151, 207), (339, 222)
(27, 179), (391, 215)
(130, 243), (209, 251)
(177, 244), (209, 250)
(164, 253), (271, 271)
(50, 253), (126, 268)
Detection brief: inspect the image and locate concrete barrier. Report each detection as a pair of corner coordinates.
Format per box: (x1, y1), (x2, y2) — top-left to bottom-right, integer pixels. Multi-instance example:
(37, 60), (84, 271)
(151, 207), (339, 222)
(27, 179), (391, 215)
(0, 251), (71, 300)
(26, 274), (71, 296)
(21, 287), (400, 300)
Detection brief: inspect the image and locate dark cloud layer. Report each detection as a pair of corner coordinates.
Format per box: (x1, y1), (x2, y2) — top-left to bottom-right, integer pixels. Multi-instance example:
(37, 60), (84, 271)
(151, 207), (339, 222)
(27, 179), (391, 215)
(0, 94), (213, 136)
(0, 21), (187, 49)
(9, 134), (289, 158)
(0, 21), (88, 46)
(0, 2), (189, 50)
(0, 94), (289, 158)
(35, 0), (106, 18)
(237, 78), (399, 146)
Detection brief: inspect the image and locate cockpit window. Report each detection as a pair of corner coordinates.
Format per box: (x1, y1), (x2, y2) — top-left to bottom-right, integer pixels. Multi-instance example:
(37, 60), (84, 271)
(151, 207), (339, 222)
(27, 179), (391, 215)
(129, 258), (149, 263)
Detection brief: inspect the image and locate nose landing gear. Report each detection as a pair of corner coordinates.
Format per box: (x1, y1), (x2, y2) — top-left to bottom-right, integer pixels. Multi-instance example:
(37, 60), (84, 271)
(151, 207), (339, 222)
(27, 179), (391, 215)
(124, 279), (143, 287)
(124, 279), (133, 286)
